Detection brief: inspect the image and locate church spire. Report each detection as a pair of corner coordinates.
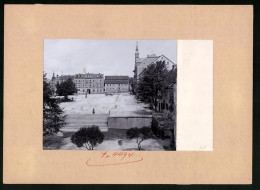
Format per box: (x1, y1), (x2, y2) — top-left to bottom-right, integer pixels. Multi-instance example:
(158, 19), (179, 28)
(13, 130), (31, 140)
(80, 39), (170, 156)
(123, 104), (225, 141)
(135, 41), (139, 59)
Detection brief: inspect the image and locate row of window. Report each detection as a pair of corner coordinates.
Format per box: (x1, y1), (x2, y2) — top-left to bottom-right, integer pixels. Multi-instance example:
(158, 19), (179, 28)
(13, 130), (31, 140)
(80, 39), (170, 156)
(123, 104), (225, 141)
(78, 88), (129, 92)
(106, 87), (128, 90)
(77, 84), (103, 88)
(76, 84), (129, 87)
(106, 88), (128, 91)
(80, 88), (104, 92)
(74, 79), (103, 83)
(105, 84), (129, 86)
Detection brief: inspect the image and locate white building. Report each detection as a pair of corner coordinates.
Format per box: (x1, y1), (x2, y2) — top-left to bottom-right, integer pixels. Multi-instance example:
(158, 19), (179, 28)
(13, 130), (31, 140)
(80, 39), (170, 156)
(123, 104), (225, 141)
(74, 73), (104, 94)
(105, 76), (129, 93)
(134, 42), (176, 82)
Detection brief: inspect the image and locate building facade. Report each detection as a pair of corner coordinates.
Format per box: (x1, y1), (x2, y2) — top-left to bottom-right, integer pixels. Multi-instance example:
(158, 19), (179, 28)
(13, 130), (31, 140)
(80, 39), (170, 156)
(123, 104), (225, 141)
(134, 42), (176, 82)
(105, 76), (129, 93)
(74, 73), (104, 94)
(133, 42), (177, 119)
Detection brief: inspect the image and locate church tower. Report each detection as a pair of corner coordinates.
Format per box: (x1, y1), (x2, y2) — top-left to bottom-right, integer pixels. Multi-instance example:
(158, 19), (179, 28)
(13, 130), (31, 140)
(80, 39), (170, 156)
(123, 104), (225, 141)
(134, 42), (139, 80)
(135, 42), (139, 61)
(52, 71), (55, 80)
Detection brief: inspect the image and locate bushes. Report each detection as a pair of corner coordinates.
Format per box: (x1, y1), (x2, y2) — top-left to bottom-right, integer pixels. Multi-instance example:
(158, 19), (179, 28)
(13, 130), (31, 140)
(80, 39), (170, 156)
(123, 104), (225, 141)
(151, 117), (165, 138)
(71, 126), (104, 150)
(56, 78), (77, 97)
(126, 127), (153, 150)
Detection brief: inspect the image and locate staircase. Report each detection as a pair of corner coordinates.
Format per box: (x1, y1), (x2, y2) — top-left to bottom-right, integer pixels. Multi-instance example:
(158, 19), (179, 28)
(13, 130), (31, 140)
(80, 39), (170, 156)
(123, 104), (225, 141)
(61, 114), (109, 133)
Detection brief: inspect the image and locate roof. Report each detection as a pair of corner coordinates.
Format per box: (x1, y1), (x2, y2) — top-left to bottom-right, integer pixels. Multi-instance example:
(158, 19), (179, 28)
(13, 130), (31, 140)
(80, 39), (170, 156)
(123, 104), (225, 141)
(142, 57), (159, 65)
(160, 55), (175, 65)
(137, 57), (159, 67)
(75, 73), (103, 79)
(105, 75), (129, 84)
(138, 68), (146, 78)
(136, 58), (145, 63)
(57, 75), (75, 80)
(105, 80), (129, 84)
(105, 76), (129, 80)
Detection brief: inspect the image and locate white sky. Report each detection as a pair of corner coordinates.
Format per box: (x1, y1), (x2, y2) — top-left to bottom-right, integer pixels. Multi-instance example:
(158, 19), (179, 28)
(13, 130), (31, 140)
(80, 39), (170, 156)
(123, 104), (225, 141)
(44, 39), (177, 79)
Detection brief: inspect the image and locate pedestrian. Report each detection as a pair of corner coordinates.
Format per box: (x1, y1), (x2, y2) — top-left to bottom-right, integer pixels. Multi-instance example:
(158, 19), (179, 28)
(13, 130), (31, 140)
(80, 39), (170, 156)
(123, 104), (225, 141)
(93, 108), (95, 114)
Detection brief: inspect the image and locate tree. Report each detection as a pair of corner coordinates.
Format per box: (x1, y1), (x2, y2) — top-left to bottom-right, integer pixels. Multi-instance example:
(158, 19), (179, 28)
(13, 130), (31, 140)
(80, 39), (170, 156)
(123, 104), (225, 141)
(71, 126), (104, 150)
(43, 73), (66, 135)
(126, 127), (153, 150)
(129, 77), (136, 94)
(164, 66), (177, 112)
(56, 78), (77, 97)
(137, 61), (168, 106)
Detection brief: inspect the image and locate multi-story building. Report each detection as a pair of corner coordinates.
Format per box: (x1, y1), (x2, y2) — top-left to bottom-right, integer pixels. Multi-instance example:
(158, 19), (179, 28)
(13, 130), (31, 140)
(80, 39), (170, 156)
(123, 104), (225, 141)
(134, 42), (176, 82)
(74, 73), (104, 94)
(133, 42), (177, 117)
(105, 76), (129, 93)
(50, 72), (105, 94)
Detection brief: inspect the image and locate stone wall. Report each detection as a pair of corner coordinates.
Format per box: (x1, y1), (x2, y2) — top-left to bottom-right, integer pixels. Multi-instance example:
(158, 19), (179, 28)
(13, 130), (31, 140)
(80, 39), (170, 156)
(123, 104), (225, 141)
(108, 116), (152, 129)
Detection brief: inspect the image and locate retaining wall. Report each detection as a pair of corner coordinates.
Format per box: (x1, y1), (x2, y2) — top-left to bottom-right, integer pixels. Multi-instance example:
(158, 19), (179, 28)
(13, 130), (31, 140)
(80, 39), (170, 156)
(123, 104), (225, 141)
(108, 116), (152, 129)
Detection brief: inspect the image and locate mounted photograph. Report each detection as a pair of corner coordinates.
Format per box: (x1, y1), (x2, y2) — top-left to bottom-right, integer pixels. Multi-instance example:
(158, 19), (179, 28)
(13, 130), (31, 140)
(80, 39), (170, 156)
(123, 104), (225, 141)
(43, 39), (177, 151)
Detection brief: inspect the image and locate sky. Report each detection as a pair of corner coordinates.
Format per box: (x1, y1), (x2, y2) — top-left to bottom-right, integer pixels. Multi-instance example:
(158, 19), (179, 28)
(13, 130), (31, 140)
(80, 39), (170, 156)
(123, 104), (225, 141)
(44, 39), (177, 79)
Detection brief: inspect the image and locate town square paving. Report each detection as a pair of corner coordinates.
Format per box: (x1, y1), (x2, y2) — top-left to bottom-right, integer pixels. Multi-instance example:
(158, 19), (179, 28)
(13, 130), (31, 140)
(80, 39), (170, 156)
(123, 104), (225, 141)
(61, 92), (152, 116)
(54, 93), (165, 150)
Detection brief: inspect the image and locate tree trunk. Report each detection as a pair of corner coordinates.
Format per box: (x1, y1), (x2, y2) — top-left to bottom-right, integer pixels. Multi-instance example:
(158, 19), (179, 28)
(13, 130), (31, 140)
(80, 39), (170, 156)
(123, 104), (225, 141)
(137, 139), (144, 151)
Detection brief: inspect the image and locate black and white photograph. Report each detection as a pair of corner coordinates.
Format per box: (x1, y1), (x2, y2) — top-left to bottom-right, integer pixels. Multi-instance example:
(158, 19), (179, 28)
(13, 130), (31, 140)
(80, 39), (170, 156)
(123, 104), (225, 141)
(43, 39), (177, 151)
(4, 3), (254, 185)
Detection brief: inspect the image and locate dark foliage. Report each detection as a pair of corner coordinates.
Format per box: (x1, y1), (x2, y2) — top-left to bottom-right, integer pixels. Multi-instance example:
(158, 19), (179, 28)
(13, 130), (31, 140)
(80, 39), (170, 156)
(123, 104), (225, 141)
(61, 96), (74, 102)
(43, 73), (66, 135)
(151, 117), (165, 138)
(71, 126), (104, 150)
(56, 78), (77, 97)
(165, 67), (177, 113)
(165, 66), (177, 86)
(126, 127), (153, 150)
(137, 61), (177, 111)
(137, 61), (168, 105)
